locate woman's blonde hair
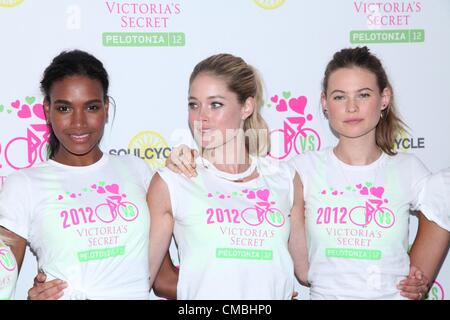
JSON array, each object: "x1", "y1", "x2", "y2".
[
  {"x1": 322, "y1": 46, "x2": 406, "y2": 155},
  {"x1": 189, "y1": 53, "x2": 270, "y2": 156}
]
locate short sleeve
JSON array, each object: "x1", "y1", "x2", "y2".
[
  {"x1": 130, "y1": 156, "x2": 154, "y2": 189},
  {"x1": 407, "y1": 154, "x2": 431, "y2": 211},
  {"x1": 0, "y1": 171, "x2": 33, "y2": 240},
  {"x1": 418, "y1": 168, "x2": 450, "y2": 232},
  {"x1": 155, "y1": 168, "x2": 179, "y2": 218}
]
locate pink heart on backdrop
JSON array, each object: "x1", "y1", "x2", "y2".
[
  {"x1": 256, "y1": 189, "x2": 270, "y2": 201},
  {"x1": 288, "y1": 96, "x2": 307, "y2": 114},
  {"x1": 207, "y1": 193, "x2": 213, "y2": 198},
  {"x1": 17, "y1": 104, "x2": 32, "y2": 118},
  {"x1": 321, "y1": 190, "x2": 326, "y2": 195},
  {"x1": 91, "y1": 184, "x2": 97, "y2": 189},
  {"x1": 332, "y1": 190, "x2": 338, "y2": 196},
  {"x1": 11, "y1": 100, "x2": 20, "y2": 109},
  {"x1": 276, "y1": 99, "x2": 288, "y2": 112},
  {"x1": 370, "y1": 187, "x2": 384, "y2": 199},
  {"x1": 360, "y1": 187, "x2": 369, "y2": 195},
  {"x1": 270, "y1": 95, "x2": 279, "y2": 103},
  {"x1": 33, "y1": 104, "x2": 46, "y2": 120},
  {"x1": 247, "y1": 191, "x2": 256, "y2": 199},
  {"x1": 356, "y1": 184, "x2": 362, "y2": 189},
  {"x1": 57, "y1": 195, "x2": 63, "y2": 200},
  {"x1": 219, "y1": 194, "x2": 225, "y2": 199},
  {"x1": 105, "y1": 183, "x2": 119, "y2": 194},
  {"x1": 97, "y1": 186, "x2": 106, "y2": 194}
]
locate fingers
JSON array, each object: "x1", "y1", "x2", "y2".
[
  {"x1": 291, "y1": 291, "x2": 299, "y2": 300},
  {"x1": 167, "y1": 145, "x2": 197, "y2": 178},
  {"x1": 27, "y1": 279, "x2": 68, "y2": 300},
  {"x1": 34, "y1": 272, "x2": 47, "y2": 285},
  {"x1": 398, "y1": 277, "x2": 429, "y2": 300}
]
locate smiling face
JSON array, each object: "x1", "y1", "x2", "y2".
[
  {"x1": 188, "y1": 72, "x2": 253, "y2": 150},
  {"x1": 44, "y1": 75, "x2": 109, "y2": 165},
  {"x1": 321, "y1": 66, "x2": 391, "y2": 141}
]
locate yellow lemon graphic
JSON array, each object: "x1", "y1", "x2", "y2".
[
  {"x1": 0, "y1": 0, "x2": 24, "y2": 8},
  {"x1": 253, "y1": 0, "x2": 285, "y2": 10},
  {"x1": 393, "y1": 128, "x2": 409, "y2": 153},
  {"x1": 128, "y1": 131, "x2": 170, "y2": 170}
]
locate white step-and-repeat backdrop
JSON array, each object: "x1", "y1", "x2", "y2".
[{"x1": 1, "y1": 0, "x2": 449, "y2": 300}]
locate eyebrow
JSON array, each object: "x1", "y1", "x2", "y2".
[
  {"x1": 188, "y1": 95, "x2": 226, "y2": 100},
  {"x1": 330, "y1": 87, "x2": 375, "y2": 95},
  {"x1": 52, "y1": 99, "x2": 103, "y2": 105}
]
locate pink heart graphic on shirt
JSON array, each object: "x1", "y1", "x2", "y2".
[
  {"x1": 11, "y1": 100, "x2": 20, "y2": 109},
  {"x1": 275, "y1": 99, "x2": 288, "y2": 112},
  {"x1": 321, "y1": 190, "x2": 326, "y2": 195},
  {"x1": 219, "y1": 194, "x2": 225, "y2": 199},
  {"x1": 356, "y1": 184, "x2": 362, "y2": 189},
  {"x1": 332, "y1": 190, "x2": 338, "y2": 196},
  {"x1": 242, "y1": 189, "x2": 248, "y2": 193},
  {"x1": 370, "y1": 187, "x2": 384, "y2": 199},
  {"x1": 247, "y1": 191, "x2": 256, "y2": 199},
  {"x1": 270, "y1": 95, "x2": 279, "y2": 103},
  {"x1": 97, "y1": 186, "x2": 106, "y2": 194},
  {"x1": 256, "y1": 189, "x2": 270, "y2": 201},
  {"x1": 288, "y1": 96, "x2": 307, "y2": 114},
  {"x1": 70, "y1": 193, "x2": 76, "y2": 198},
  {"x1": 106, "y1": 183, "x2": 119, "y2": 194},
  {"x1": 57, "y1": 195, "x2": 63, "y2": 200},
  {"x1": 17, "y1": 104, "x2": 31, "y2": 118},
  {"x1": 91, "y1": 184, "x2": 97, "y2": 189},
  {"x1": 360, "y1": 187, "x2": 369, "y2": 195},
  {"x1": 207, "y1": 193, "x2": 213, "y2": 198},
  {"x1": 32, "y1": 103, "x2": 46, "y2": 120}
]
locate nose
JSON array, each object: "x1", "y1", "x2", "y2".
[
  {"x1": 71, "y1": 108, "x2": 88, "y2": 128},
  {"x1": 346, "y1": 96, "x2": 358, "y2": 113},
  {"x1": 198, "y1": 105, "x2": 210, "y2": 122}
]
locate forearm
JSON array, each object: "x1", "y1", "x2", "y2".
[
  {"x1": 152, "y1": 252, "x2": 178, "y2": 299},
  {"x1": 409, "y1": 212, "x2": 450, "y2": 282}
]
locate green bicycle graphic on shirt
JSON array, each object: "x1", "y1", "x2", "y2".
[
  {"x1": 240, "y1": 189, "x2": 286, "y2": 227},
  {"x1": 95, "y1": 195, "x2": 139, "y2": 223},
  {"x1": 0, "y1": 248, "x2": 17, "y2": 272}
]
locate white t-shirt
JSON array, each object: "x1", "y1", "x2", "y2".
[
  {"x1": 418, "y1": 168, "x2": 450, "y2": 232},
  {"x1": 290, "y1": 148, "x2": 430, "y2": 299},
  {"x1": 158, "y1": 156, "x2": 295, "y2": 300},
  {"x1": 0, "y1": 154, "x2": 152, "y2": 300},
  {"x1": 0, "y1": 240, "x2": 18, "y2": 300}
]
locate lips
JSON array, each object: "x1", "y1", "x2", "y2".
[
  {"x1": 68, "y1": 133, "x2": 91, "y2": 143},
  {"x1": 344, "y1": 118, "x2": 363, "y2": 125}
]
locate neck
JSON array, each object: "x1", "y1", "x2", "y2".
[
  {"x1": 334, "y1": 135, "x2": 382, "y2": 166},
  {"x1": 53, "y1": 148, "x2": 103, "y2": 167},
  {"x1": 201, "y1": 137, "x2": 251, "y2": 174}
]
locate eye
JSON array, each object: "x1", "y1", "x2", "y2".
[
  {"x1": 188, "y1": 102, "x2": 199, "y2": 110},
  {"x1": 87, "y1": 104, "x2": 100, "y2": 111},
  {"x1": 56, "y1": 105, "x2": 70, "y2": 112},
  {"x1": 332, "y1": 95, "x2": 345, "y2": 101},
  {"x1": 211, "y1": 102, "x2": 223, "y2": 109},
  {"x1": 359, "y1": 92, "x2": 371, "y2": 98}
]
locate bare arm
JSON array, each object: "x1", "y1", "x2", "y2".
[
  {"x1": 409, "y1": 212, "x2": 450, "y2": 282},
  {"x1": 147, "y1": 173, "x2": 175, "y2": 291},
  {"x1": 152, "y1": 252, "x2": 179, "y2": 299},
  {"x1": 288, "y1": 173, "x2": 309, "y2": 287}
]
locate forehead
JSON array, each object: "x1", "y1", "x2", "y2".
[
  {"x1": 327, "y1": 67, "x2": 378, "y2": 91},
  {"x1": 189, "y1": 73, "x2": 231, "y2": 94},
  {"x1": 49, "y1": 75, "x2": 104, "y2": 98}
]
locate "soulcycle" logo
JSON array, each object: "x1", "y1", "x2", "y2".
[
  {"x1": 109, "y1": 131, "x2": 171, "y2": 170},
  {"x1": 0, "y1": 0, "x2": 23, "y2": 8},
  {"x1": 253, "y1": 0, "x2": 285, "y2": 10}
]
